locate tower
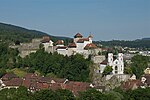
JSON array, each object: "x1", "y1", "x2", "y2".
[
  {"x1": 118, "y1": 53, "x2": 123, "y2": 62},
  {"x1": 108, "y1": 53, "x2": 113, "y2": 66},
  {"x1": 73, "y1": 33, "x2": 83, "y2": 43},
  {"x1": 118, "y1": 53, "x2": 124, "y2": 74},
  {"x1": 88, "y1": 34, "x2": 93, "y2": 43}
]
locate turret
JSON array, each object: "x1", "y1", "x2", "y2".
[
  {"x1": 88, "y1": 34, "x2": 93, "y2": 43},
  {"x1": 118, "y1": 53, "x2": 123, "y2": 62},
  {"x1": 74, "y1": 33, "x2": 83, "y2": 43},
  {"x1": 108, "y1": 53, "x2": 113, "y2": 66}
]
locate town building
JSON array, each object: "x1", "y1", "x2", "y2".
[{"x1": 0, "y1": 73, "x2": 93, "y2": 96}]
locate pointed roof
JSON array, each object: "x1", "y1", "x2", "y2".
[
  {"x1": 88, "y1": 34, "x2": 93, "y2": 38},
  {"x1": 121, "y1": 80, "x2": 141, "y2": 90},
  {"x1": 55, "y1": 40, "x2": 64, "y2": 45},
  {"x1": 74, "y1": 33, "x2": 83, "y2": 38},
  {"x1": 84, "y1": 43, "x2": 97, "y2": 50},
  {"x1": 41, "y1": 36, "x2": 50, "y2": 43},
  {"x1": 100, "y1": 59, "x2": 108, "y2": 65},
  {"x1": 3, "y1": 78, "x2": 23, "y2": 86},
  {"x1": 2, "y1": 73, "x2": 18, "y2": 81}
]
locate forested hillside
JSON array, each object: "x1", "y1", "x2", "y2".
[
  {"x1": 0, "y1": 22, "x2": 71, "y2": 43},
  {"x1": 94, "y1": 39, "x2": 150, "y2": 48}
]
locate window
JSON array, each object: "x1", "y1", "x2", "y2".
[
  {"x1": 115, "y1": 66, "x2": 118, "y2": 70},
  {"x1": 116, "y1": 61, "x2": 118, "y2": 64},
  {"x1": 115, "y1": 66, "x2": 118, "y2": 74}
]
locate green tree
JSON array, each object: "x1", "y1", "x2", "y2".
[
  {"x1": 131, "y1": 55, "x2": 149, "y2": 78},
  {"x1": 103, "y1": 66, "x2": 113, "y2": 76},
  {"x1": 129, "y1": 87, "x2": 150, "y2": 100},
  {"x1": 0, "y1": 86, "x2": 31, "y2": 100},
  {"x1": 55, "y1": 89, "x2": 75, "y2": 100},
  {"x1": 33, "y1": 89, "x2": 57, "y2": 100},
  {"x1": 78, "y1": 88, "x2": 105, "y2": 100},
  {"x1": 0, "y1": 68, "x2": 6, "y2": 78},
  {"x1": 124, "y1": 67, "x2": 132, "y2": 74}
]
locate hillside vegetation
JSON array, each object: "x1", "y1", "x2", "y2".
[
  {"x1": 0, "y1": 22, "x2": 70, "y2": 43},
  {"x1": 94, "y1": 39, "x2": 150, "y2": 49}
]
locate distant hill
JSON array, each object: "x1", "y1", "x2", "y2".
[
  {"x1": 142, "y1": 38, "x2": 150, "y2": 40},
  {"x1": 0, "y1": 22, "x2": 71, "y2": 43},
  {"x1": 94, "y1": 39, "x2": 150, "y2": 48}
]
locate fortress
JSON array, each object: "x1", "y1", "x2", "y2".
[{"x1": 17, "y1": 33, "x2": 101, "y2": 58}]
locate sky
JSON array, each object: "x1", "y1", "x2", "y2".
[{"x1": 0, "y1": 0, "x2": 150, "y2": 41}]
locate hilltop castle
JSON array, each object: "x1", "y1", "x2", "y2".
[
  {"x1": 55, "y1": 33, "x2": 98, "y2": 58},
  {"x1": 17, "y1": 33, "x2": 101, "y2": 58}
]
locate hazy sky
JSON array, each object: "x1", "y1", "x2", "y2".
[{"x1": 0, "y1": 0, "x2": 150, "y2": 40}]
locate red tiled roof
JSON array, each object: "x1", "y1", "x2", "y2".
[
  {"x1": 22, "y1": 73, "x2": 40, "y2": 90},
  {"x1": 100, "y1": 59, "x2": 108, "y2": 65},
  {"x1": 121, "y1": 80, "x2": 141, "y2": 90},
  {"x1": 52, "y1": 78, "x2": 66, "y2": 84},
  {"x1": 77, "y1": 38, "x2": 89, "y2": 43},
  {"x1": 62, "y1": 81, "x2": 91, "y2": 96},
  {"x1": 74, "y1": 33, "x2": 83, "y2": 38},
  {"x1": 68, "y1": 43, "x2": 76, "y2": 48},
  {"x1": 2, "y1": 73, "x2": 18, "y2": 81},
  {"x1": 37, "y1": 82, "x2": 49, "y2": 90},
  {"x1": 55, "y1": 40, "x2": 64, "y2": 45},
  {"x1": 41, "y1": 36, "x2": 50, "y2": 43},
  {"x1": 56, "y1": 46, "x2": 67, "y2": 50},
  {"x1": 24, "y1": 73, "x2": 39, "y2": 80},
  {"x1": 38, "y1": 77, "x2": 67, "y2": 84},
  {"x1": 49, "y1": 83, "x2": 62, "y2": 91},
  {"x1": 38, "y1": 77, "x2": 52, "y2": 83},
  {"x1": 88, "y1": 34, "x2": 93, "y2": 38},
  {"x1": 84, "y1": 43, "x2": 97, "y2": 50},
  {"x1": 3, "y1": 78, "x2": 23, "y2": 86},
  {"x1": 22, "y1": 79, "x2": 31, "y2": 88}
]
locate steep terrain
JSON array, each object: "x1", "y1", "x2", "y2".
[{"x1": 0, "y1": 22, "x2": 70, "y2": 43}]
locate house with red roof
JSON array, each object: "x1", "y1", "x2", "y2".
[
  {"x1": 121, "y1": 79, "x2": 142, "y2": 90},
  {"x1": 0, "y1": 72, "x2": 97, "y2": 96}
]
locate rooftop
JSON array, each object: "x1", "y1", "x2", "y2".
[{"x1": 74, "y1": 33, "x2": 83, "y2": 38}]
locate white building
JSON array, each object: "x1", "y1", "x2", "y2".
[
  {"x1": 41, "y1": 36, "x2": 53, "y2": 51},
  {"x1": 99, "y1": 53, "x2": 124, "y2": 75},
  {"x1": 56, "y1": 33, "x2": 98, "y2": 58}
]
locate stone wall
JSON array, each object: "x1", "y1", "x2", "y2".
[
  {"x1": 92, "y1": 55, "x2": 105, "y2": 64},
  {"x1": 106, "y1": 74, "x2": 131, "y2": 82}
]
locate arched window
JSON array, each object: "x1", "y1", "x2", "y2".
[
  {"x1": 121, "y1": 65, "x2": 122, "y2": 71},
  {"x1": 116, "y1": 61, "x2": 118, "y2": 64},
  {"x1": 121, "y1": 58, "x2": 122, "y2": 61},
  {"x1": 115, "y1": 66, "x2": 117, "y2": 70},
  {"x1": 111, "y1": 58, "x2": 113, "y2": 61},
  {"x1": 115, "y1": 66, "x2": 118, "y2": 74}
]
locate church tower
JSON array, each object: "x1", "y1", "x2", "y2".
[
  {"x1": 74, "y1": 33, "x2": 83, "y2": 43},
  {"x1": 108, "y1": 53, "x2": 113, "y2": 66},
  {"x1": 88, "y1": 34, "x2": 93, "y2": 43}
]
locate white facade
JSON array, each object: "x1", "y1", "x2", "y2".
[
  {"x1": 99, "y1": 53, "x2": 124, "y2": 75},
  {"x1": 42, "y1": 40, "x2": 53, "y2": 51},
  {"x1": 56, "y1": 48, "x2": 68, "y2": 56},
  {"x1": 56, "y1": 33, "x2": 96, "y2": 58}
]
